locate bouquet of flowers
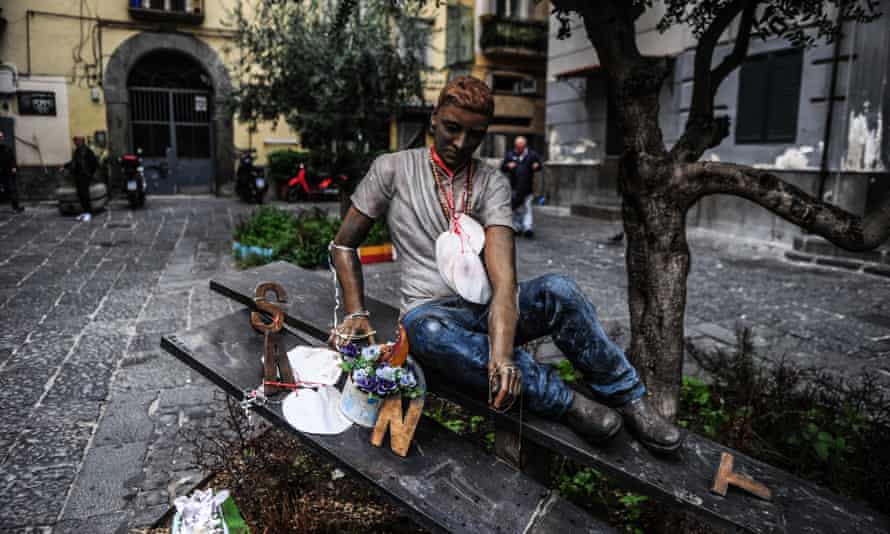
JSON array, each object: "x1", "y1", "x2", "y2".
[{"x1": 338, "y1": 342, "x2": 423, "y2": 400}]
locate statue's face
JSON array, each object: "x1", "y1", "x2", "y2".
[{"x1": 431, "y1": 103, "x2": 490, "y2": 170}]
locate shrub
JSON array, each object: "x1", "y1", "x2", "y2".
[
  {"x1": 683, "y1": 327, "x2": 890, "y2": 514},
  {"x1": 266, "y1": 149, "x2": 311, "y2": 187},
  {"x1": 233, "y1": 206, "x2": 392, "y2": 270}
]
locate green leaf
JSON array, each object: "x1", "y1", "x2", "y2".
[{"x1": 813, "y1": 441, "x2": 830, "y2": 462}]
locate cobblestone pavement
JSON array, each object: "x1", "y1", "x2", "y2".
[{"x1": 0, "y1": 198, "x2": 888, "y2": 532}]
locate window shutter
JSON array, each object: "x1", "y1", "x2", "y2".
[
  {"x1": 765, "y1": 50, "x2": 802, "y2": 142},
  {"x1": 460, "y1": 6, "x2": 475, "y2": 64},
  {"x1": 446, "y1": 6, "x2": 460, "y2": 66},
  {"x1": 735, "y1": 55, "x2": 769, "y2": 143}
]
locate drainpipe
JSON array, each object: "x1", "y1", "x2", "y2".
[{"x1": 816, "y1": 4, "x2": 845, "y2": 202}]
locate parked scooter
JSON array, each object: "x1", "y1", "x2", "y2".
[
  {"x1": 119, "y1": 149, "x2": 146, "y2": 208},
  {"x1": 236, "y1": 149, "x2": 267, "y2": 204},
  {"x1": 286, "y1": 163, "x2": 347, "y2": 202}
]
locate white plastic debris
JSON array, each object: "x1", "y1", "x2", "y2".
[
  {"x1": 172, "y1": 488, "x2": 230, "y2": 534},
  {"x1": 331, "y1": 468, "x2": 346, "y2": 481}
]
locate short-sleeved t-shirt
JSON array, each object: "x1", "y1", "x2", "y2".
[{"x1": 351, "y1": 147, "x2": 513, "y2": 313}]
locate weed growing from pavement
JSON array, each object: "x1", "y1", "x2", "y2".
[{"x1": 683, "y1": 326, "x2": 890, "y2": 514}]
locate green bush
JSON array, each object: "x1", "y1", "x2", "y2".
[
  {"x1": 266, "y1": 149, "x2": 311, "y2": 186},
  {"x1": 233, "y1": 206, "x2": 391, "y2": 270}
]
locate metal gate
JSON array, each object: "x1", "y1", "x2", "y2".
[{"x1": 130, "y1": 87, "x2": 213, "y2": 194}]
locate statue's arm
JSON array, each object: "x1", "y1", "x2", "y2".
[
  {"x1": 484, "y1": 224, "x2": 522, "y2": 409},
  {"x1": 328, "y1": 206, "x2": 376, "y2": 345}
]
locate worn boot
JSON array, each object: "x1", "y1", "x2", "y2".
[
  {"x1": 617, "y1": 397, "x2": 684, "y2": 454},
  {"x1": 564, "y1": 393, "x2": 622, "y2": 444}
]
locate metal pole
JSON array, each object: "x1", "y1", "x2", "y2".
[{"x1": 817, "y1": 3, "x2": 845, "y2": 203}]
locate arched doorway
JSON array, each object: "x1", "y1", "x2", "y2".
[
  {"x1": 128, "y1": 50, "x2": 213, "y2": 194},
  {"x1": 104, "y1": 33, "x2": 234, "y2": 194}
]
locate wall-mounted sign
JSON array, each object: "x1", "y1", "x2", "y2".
[
  {"x1": 194, "y1": 95, "x2": 207, "y2": 112},
  {"x1": 18, "y1": 91, "x2": 57, "y2": 116}
]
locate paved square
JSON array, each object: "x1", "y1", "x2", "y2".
[{"x1": 0, "y1": 198, "x2": 887, "y2": 532}]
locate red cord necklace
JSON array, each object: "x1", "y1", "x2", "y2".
[{"x1": 429, "y1": 147, "x2": 474, "y2": 232}]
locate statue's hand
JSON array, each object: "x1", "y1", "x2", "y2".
[
  {"x1": 328, "y1": 316, "x2": 376, "y2": 348},
  {"x1": 488, "y1": 356, "x2": 522, "y2": 412}
]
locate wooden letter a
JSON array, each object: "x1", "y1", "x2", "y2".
[{"x1": 371, "y1": 396, "x2": 424, "y2": 457}]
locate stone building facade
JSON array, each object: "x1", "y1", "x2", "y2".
[{"x1": 544, "y1": 2, "x2": 890, "y2": 250}]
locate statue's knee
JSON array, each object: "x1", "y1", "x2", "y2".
[
  {"x1": 406, "y1": 315, "x2": 447, "y2": 348},
  {"x1": 541, "y1": 273, "x2": 582, "y2": 300}
]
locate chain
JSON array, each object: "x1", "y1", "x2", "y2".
[{"x1": 429, "y1": 155, "x2": 474, "y2": 226}]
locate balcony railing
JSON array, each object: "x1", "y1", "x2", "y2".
[
  {"x1": 479, "y1": 15, "x2": 547, "y2": 58},
  {"x1": 128, "y1": 0, "x2": 204, "y2": 24}
]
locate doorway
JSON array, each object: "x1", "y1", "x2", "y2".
[{"x1": 128, "y1": 50, "x2": 214, "y2": 194}]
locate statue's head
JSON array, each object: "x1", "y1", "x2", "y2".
[{"x1": 431, "y1": 76, "x2": 493, "y2": 170}]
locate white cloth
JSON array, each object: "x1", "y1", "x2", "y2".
[
  {"x1": 513, "y1": 194, "x2": 534, "y2": 232},
  {"x1": 286, "y1": 346, "x2": 343, "y2": 386},
  {"x1": 282, "y1": 387, "x2": 353, "y2": 435},
  {"x1": 434, "y1": 214, "x2": 491, "y2": 304}
]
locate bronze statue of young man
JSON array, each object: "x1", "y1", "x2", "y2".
[{"x1": 329, "y1": 76, "x2": 682, "y2": 453}]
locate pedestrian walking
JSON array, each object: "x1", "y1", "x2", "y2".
[
  {"x1": 0, "y1": 131, "x2": 23, "y2": 213},
  {"x1": 64, "y1": 136, "x2": 98, "y2": 222},
  {"x1": 500, "y1": 136, "x2": 542, "y2": 238}
]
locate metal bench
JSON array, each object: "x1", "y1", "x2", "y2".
[
  {"x1": 200, "y1": 261, "x2": 890, "y2": 534},
  {"x1": 161, "y1": 280, "x2": 616, "y2": 532}
]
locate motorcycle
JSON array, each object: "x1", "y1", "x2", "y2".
[
  {"x1": 236, "y1": 149, "x2": 267, "y2": 204},
  {"x1": 286, "y1": 163, "x2": 348, "y2": 202},
  {"x1": 119, "y1": 149, "x2": 146, "y2": 208}
]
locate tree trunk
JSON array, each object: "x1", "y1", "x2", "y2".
[{"x1": 623, "y1": 193, "x2": 690, "y2": 420}]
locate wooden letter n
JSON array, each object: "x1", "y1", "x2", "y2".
[{"x1": 371, "y1": 396, "x2": 424, "y2": 457}]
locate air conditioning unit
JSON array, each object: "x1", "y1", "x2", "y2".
[
  {"x1": 0, "y1": 64, "x2": 17, "y2": 96},
  {"x1": 516, "y1": 78, "x2": 537, "y2": 95}
]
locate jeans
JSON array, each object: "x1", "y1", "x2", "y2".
[
  {"x1": 513, "y1": 194, "x2": 534, "y2": 232},
  {"x1": 403, "y1": 274, "x2": 645, "y2": 418}
]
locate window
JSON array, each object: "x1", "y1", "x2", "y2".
[
  {"x1": 492, "y1": 74, "x2": 538, "y2": 96},
  {"x1": 735, "y1": 49, "x2": 803, "y2": 144},
  {"x1": 495, "y1": 0, "x2": 531, "y2": 20},
  {"x1": 400, "y1": 18, "x2": 433, "y2": 69},
  {"x1": 446, "y1": 5, "x2": 474, "y2": 66}
]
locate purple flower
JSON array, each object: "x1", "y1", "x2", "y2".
[
  {"x1": 353, "y1": 369, "x2": 378, "y2": 393},
  {"x1": 375, "y1": 379, "x2": 399, "y2": 396},
  {"x1": 361, "y1": 345, "x2": 381, "y2": 362},
  {"x1": 376, "y1": 365, "x2": 397, "y2": 382},
  {"x1": 399, "y1": 370, "x2": 417, "y2": 389},
  {"x1": 339, "y1": 343, "x2": 359, "y2": 359}
]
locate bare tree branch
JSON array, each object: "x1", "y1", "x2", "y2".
[
  {"x1": 711, "y1": 1, "x2": 757, "y2": 91},
  {"x1": 670, "y1": 1, "x2": 760, "y2": 164},
  {"x1": 675, "y1": 162, "x2": 890, "y2": 251},
  {"x1": 689, "y1": 0, "x2": 746, "y2": 120}
]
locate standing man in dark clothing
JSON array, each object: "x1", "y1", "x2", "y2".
[
  {"x1": 65, "y1": 136, "x2": 98, "y2": 221},
  {"x1": 0, "y1": 131, "x2": 23, "y2": 213},
  {"x1": 500, "y1": 136, "x2": 542, "y2": 238}
]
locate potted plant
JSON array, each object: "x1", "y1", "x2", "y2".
[{"x1": 336, "y1": 337, "x2": 424, "y2": 428}]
